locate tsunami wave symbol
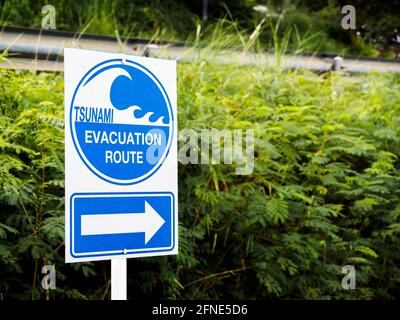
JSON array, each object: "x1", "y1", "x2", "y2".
[
  {"x1": 70, "y1": 58, "x2": 173, "y2": 185},
  {"x1": 78, "y1": 63, "x2": 170, "y2": 126}
]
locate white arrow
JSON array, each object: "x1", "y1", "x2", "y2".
[{"x1": 81, "y1": 201, "x2": 165, "y2": 244}]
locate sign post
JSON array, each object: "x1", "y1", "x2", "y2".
[
  {"x1": 64, "y1": 48, "x2": 178, "y2": 300},
  {"x1": 111, "y1": 258, "x2": 127, "y2": 300}
]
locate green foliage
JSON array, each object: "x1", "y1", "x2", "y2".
[
  {"x1": 0, "y1": 0, "x2": 197, "y2": 41},
  {"x1": 176, "y1": 63, "x2": 400, "y2": 299},
  {"x1": 0, "y1": 59, "x2": 400, "y2": 300}
]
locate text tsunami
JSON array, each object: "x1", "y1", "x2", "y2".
[{"x1": 74, "y1": 106, "x2": 113, "y2": 123}]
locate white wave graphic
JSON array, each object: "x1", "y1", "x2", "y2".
[
  {"x1": 74, "y1": 67, "x2": 169, "y2": 127},
  {"x1": 113, "y1": 106, "x2": 168, "y2": 127}
]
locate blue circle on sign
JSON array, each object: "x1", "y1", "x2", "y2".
[{"x1": 70, "y1": 59, "x2": 173, "y2": 185}]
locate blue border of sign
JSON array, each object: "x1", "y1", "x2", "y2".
[
  {"x1": 69, "y1": 59, "x2": 174, "y2": 185},
  {"x1": 70, "y1": 191, "x2": 175, "y2": 258}
]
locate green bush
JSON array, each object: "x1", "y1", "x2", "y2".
[
  {"x1": 0, "y1": 0, "x2": 197, "y2": 41},
  {"x1": 0, "y1": 62, "x2": 399, "y2": 299}
]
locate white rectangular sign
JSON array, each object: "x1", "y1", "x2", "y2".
[{"x1": 64, "y1": 48, "x2": 178, "y2": 262}]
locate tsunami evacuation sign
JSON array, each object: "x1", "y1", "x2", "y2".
[{"x1": 64, "y1": 48, "x2": 177, "y2": 262}]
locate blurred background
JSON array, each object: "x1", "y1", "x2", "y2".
[{"x1": 0, "y1": 0, "x2": 399, "y2": 59}]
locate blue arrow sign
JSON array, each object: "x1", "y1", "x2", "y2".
[
  {"x1": 81, "y1": 201, "x2": 165, "y2": 243},
  {"x1": 70, "y1": 192, "x2": 175, "y2": 259}
]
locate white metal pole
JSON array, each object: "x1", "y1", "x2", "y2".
[
  {"x1": 333, "y1": 56, "x2": 343, "y2": 72},
  {"x1": 111, "y1": 258, "x2": 127, "y2": 300}
]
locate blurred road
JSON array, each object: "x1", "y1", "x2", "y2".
[{"x1": 1, "y1": 26, "x2": 399, "y2": 73}]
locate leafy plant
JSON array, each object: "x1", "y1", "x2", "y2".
[{"x1": 0, "y1": 52, "x2": 399, "y2": 300}]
